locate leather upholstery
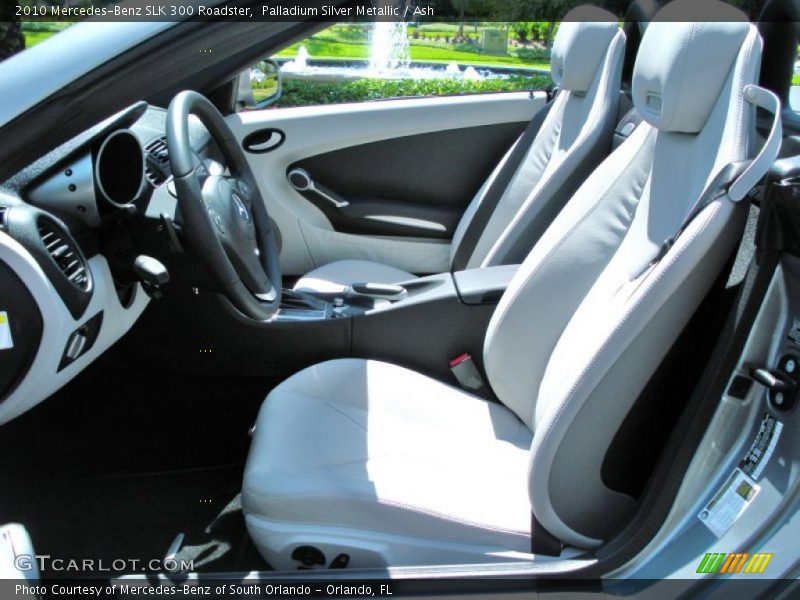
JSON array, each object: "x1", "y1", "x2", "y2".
[
  {"x1": 496, "y1": 7, "x2": 761, "y2": 547},
  {"x1": 466, "y1": 23, "x2": 624, "y2": 268},
  {"x1": 244, "y1": 359, "x2": 533, "y2": 568},
  {"x1": 551, "y1": 6, "x2": 622, "y2": 93},
  {"x1": 247, "y1": 0, "x2": 766, "y2": 567},
  {"x1": 632, "y1": 2, "x2": 750, "y2": 133}
]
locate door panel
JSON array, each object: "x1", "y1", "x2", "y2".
[
  {"x1": 228, "y1": 91, "x2": 546, "y2": 276},
  {"x1": 288, "y1": 122, "x2": 528, "y2": 240}
]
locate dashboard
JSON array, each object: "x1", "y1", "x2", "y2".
[{"x1": 0, "y1": 102, "x2": 212, "y2": 425}]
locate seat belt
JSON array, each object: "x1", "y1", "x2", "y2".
[
  {"x1": 634, "y1": 84, "x2": 783, "y2": 280},
  {"x1": 450, "y1": 91, "x2": 558, "y2": 272},
  {"x1": 633, "y1": 161, "x2": 752, "y2": 280}
]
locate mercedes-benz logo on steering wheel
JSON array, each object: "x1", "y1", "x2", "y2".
[{"x1": 232, "y1": 193, "x2": 251, "y2": 223}]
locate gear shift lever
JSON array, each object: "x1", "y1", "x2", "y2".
[{"x1": 134, "y1": 255, "x2": 170, "y2": 299}]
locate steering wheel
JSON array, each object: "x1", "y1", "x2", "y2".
[{"x1": 166, "y1": 90, "x2": 281, "y2": 321}]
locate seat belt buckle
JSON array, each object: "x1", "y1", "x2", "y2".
[{"x1": 449, "y1": 353, "x2": 485, "y2": 392}]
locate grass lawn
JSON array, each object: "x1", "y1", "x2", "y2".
[
  {"x1": 21, "y1": 21, "x2": 72, "y2": 47},
  {"x1": 23, "y1": 31, "x2": 56, "y2": 47},
  {"x1": 252, "y1": 80, "x2": 279, "y2": 103}
]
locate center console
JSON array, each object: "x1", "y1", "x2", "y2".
[
  {"x1": 113, "y1": 264, "x2": 520, "y2": 388},
  {"x1": 274, "y1": 264, "x2": 519, "y2": 323},
  {"x1": 272, "y1": 264, "x2": 520, "y2": 384}
]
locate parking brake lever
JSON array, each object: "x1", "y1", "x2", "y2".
[
  {"x1": 287, "y1": 168, "x2": 349, "y2": 208},
  {"x1": 344, "y1": 282, "x2": 408, "y2": 302}
]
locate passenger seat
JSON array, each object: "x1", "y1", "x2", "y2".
[{"x1": 294, "y1": 5, "x2": 626, "y2": 295}]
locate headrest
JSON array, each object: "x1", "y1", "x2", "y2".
[
  {"x1": 551, "y1": 6, "x2": 620, "y2": 94},
  {"x1": 632, "y1": 0, "x2": 751, "y2": 133}
]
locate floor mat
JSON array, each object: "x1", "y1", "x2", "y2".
[
  {"x1": 0, "y1": 465, "x2": 270, "y2": 577},
  {"x1": 0, "y1": 367, "x2": 274, "y2": 480}
]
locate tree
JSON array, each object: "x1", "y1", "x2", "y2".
[
  {"x1": 426, "y1": 0, "x2": 457, "y2": 18},
  {"x1": 489, "y1": 0, "x2": 581, "y2": 47},
  {"x1": 512, "y1": 22, "x2": 531, "y2": 43},
  {"x1": 0, "y1": 4, "x2": 25, "y2": 62}
]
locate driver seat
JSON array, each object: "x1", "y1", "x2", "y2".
[{"x1": 244, "y1": 1, "x2": 777, "y2": 569}]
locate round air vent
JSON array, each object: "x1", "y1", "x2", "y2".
[{"x1": 2, "y1": 206, "x2": 93, "y2": 319}]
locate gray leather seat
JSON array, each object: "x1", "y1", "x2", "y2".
[
  {"x1": 294, "y1": 6, "x2": 625, "y2": 296},
  {"x1": 245, "y1": 0, "x2": 780, "y2": 569}
]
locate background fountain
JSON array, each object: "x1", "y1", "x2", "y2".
[
  {"x1": 280, "y1": 22, "x2": 493, "y2": 83},
  {"x1": 281, "y1": 45, "x2": 309, "y2": 72},
  {"x1": 369, "y1": 22, "x2": 411, "y2": 74}
]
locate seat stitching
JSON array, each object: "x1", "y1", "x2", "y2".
[
  {"x1": 535, "y1": 204, "x2": 724, "y2": 489},
  {"x1": 314, "y1": 395, "x2": 369, "y2": 432}
]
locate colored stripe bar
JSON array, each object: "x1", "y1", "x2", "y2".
[
  {"x1": 697, "y1": 553, "x2": 726, "y2": 574},
  {"x1": 720, "y1": 553, "x2": 749, "y2": 574},
  {"x1": 744, "y1": 553, "x2": 773, "y2": 574}
]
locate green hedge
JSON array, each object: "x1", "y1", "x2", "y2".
[
  {"x1": 21, "y1": 22, "x2": 71, "y2": 33},
  {"x1": 270, "y1": 75, "x2": 553, "y2": 108}
]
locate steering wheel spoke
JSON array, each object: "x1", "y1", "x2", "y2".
[{"x1": 166, "y1": 91, "x2": 282, "y2": 320}]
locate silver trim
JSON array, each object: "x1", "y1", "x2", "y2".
[
  {"x1": 28, "y1": 153, "x2": 101, "y2": 227},
  {"x1": 364, "y1": 214, "x2": 447, "y2": 233},
  {"x1": 287, "y1": 168, "x2": 349, "y2": 209},
  {"x1": 164, "y1": 533, "x2": 185, "y2": 563},
  {"x1": 95, "y1": 129, "x2": 146, "y2": 209}
]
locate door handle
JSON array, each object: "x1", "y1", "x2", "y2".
[
  {"x1": 287, "y1": 168, "x2": 349, "y2": 209},
  {"x1": 242, "y1": 128, "x2": 285, "y2": 153}
]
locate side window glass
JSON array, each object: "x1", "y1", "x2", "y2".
[{"x1": 251, "y1": 22, "x2": 553, "y2": 109}]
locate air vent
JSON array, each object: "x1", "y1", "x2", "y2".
[
  {"x1": 144, "y1": 136, "x2": 170, "y2": 187},
  {"x1": 38, "y1": 218, "x2": 90, "y2": 291},
  {"x1": 145, "y1": 136, "x2": 169, "y2": 163},
  {"x1": 145, "y1": 162, "x2": 167, "y2": 187}
]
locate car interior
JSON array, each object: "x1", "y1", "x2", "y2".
[{"x1": 2, "y1": 0, "x2": 800, "y2": 583}]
